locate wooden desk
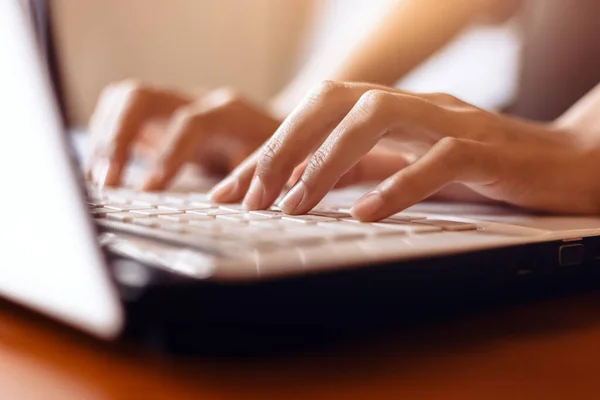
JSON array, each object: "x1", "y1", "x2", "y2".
[{"x1": 2, "y1": 292, "x2": 600, "y2": 400}]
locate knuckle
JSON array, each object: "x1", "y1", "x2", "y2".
[
  {"x1": 256, "y1": 137, "x2": 284, "y2": 173},
  {"x1": 305, "y1": 148, "x2": 329, "y2": 176},
  {"x1": 172, "y1": 106, "x2": 196, "y2": 125},
  {"x1": 170, "y1": 107, "x2": 206, "y2": 135},
  {"x1": 306, "y1": 80, "x2": 346, "y2": 104},
  {"x1": 117, "y1": 79, "x2": 150, "y2": 99},
  {"x1": 437, "y1": 136, "x2": 463, "y2": 153},
  {"x1": 355, "y1": 90, "x2": 393, "y2": 119},
  {"x1": 427, "y1": 92, "x2": 462, "y2": 105},
  {"x1": 436, "y1": 137, "x2": 467, "y2": 168},
  {"x1": 208, "y1": 87, "x2": 242, "y2": 107}
]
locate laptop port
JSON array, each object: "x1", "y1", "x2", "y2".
[{"x1": 559, "y1": 243, "x2": 585, "y2": 267}]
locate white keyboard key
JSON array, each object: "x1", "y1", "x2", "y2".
[
  {"x1": 158, "y1": 214, "x2": 217, "y2": 223},
  {"x1": 249, "y1": 210, "x2": 286, "y2": 218},
  {"x1": 90, "y1": 208, "x2": 120, "y2": 218},
  {"x1": 412, "y1": 219, "x2": 478, "y2": 231},
  {"x1": 104, "y1": 203, "x2": 153, "y2": 211},
  {"x1": 187, "y1": 215, "x2": 243, "y2": 227},
  {"x1": 157, "y1": 204, "x2": 214, "y2": 211},
  {"x1": 106, "y1": 212, "x2": 138, "y2": 222},
  {"x1": 248, "y1": 220, "x2": 289, "y2": 230},
  {"x1": 186, "y1": 193, "x2": 211, "y2": 202},
  {"x1": 281, "y1": 215, "x2": 338, "y2": 224},
  {"x1": 386, "y1": 213, "x2": 427, "y2": 222},
  {"x1": 188, "y1": 201, "x2": 218, "y2": 208},
  {"x1": 302, "y1": 225, "x2": 365, "y2": 240},
  {"x1": 133, "y1": 218, "x2": 161, "y2": 228},
  {"x1": 371, "y1": 221, "x2": 442, "y2": 234},
  {"x1": 217, "y1": 213, "x2": 275, "y2": 222},
  {"x1": 219, "y1": 205, "x2": 249, "y2": 212},
  {"x1": 130, "y1": 209, "x2": 184, "y2": 217},
  {"x1": 277, "y1": 230, "x2": 326, "y2": 245},
  {"x1": 308, "y1": 210, "x2": 351, "y2": 219},
  {"x1": 130, "y1": 193, "x2": 164, "y2": 206},
  {"x1": 162, "y1": 195, "x2": 190, "y2": 205},
  {"x1": 324, "y1": 222, "x2": 403, "y2": 237},
  {"x1": 187, "y1": 208, "x2": 239, "y2": 216},
  {"x1": 339, "y1": 218, "x2": 362, "y2": 224},
  {"x1": 156, "y1": 221, "x2": 189, "y2": 233}
]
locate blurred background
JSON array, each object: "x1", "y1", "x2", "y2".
[{"x1": 52, "y1": 0, "x2": 520, "y2": 127}]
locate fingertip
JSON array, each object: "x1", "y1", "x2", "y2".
[
  {"x1": 141, "y1": 169, "x2": 166, "y2": 192},
  {"x1": 208, "y1": 175, "x2": 240, "y2": 202},
  {"x1": 350, "y1": 191, "x2": 385, "y2": 221}
]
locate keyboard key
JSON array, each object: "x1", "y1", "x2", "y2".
[
  {"x1": 130, "y1": 193, "x2": 164, "y2": 206},
  {"x1": 106, "y1": 212, "x2": 138, "y2": 222},
  {"x1": 281, "y1": 215, "x2": 338, "y2": 224},
  {"x1": 248, "y1": 220, "x2": 289, "y2": 230},
  {"x1": 217, "y1": 213, "x2": 275, "y2": 222},
  {"x1": 90, "y1": 208, "x2": 120, "y2": 218},
  {"x1": 158, "y1": 214, "x2": 216, "y2": 223},
  {"x1": 249, "y1": 210, "x2": 286, "y2": 218},
  {"x1": 156, "y1": 221, "x2": 189, "y2": 233},
  {"x1": 187, "y1": 208, "x2": 240, "y2": 216},
  {"x1": 157, "y1": 204, "x2": 214, "y2": 211},
  {"x1": 188, "y1": 201, "x2": 218, "y2": 208},
  {"x1": 185, "y1": 192, "x2": 209, "y2": 200},
  {"x1": 277, "y1": 230, "x2": 327, "y2": 245},
  {"x1": 308, "y1": 210, "x2": 351, "y2": 219},
  {"x1": 386, "y1": 213, "x2": 427, "y2": 222},
  {"x1": 324, "y1": 222, "x2": 403, "y2": 237},
  {"x1": 219, "y1": 205, "x2": 249, "y2": 212},
  {"x1": 130, "y1": 209, "x2": 184, "y2": 216},
  {"x1": 412, "y1": 219, "x2": 478, "y2": 231},
  {"x1": 104, "y1": 203, "x2": 154, "y2": 211},
  {"x1": 371, "y1": 221, "x2": 442, "y2": 234},
  {"x1": 303, "y1": 225, "x2": 366, "y2": 240},
  {"x1": 133, "y1": 218, "x2": 161, "y2": 228},
  {"x1": 188, "y1": 218, "x2": 243, "y2": 228}
]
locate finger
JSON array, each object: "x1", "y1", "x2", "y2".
[
  {"x1": 334, "y1": 150, "x2": 411, "y2": 188},
  {"x1": 278, "y1": 90, "x2": 417, "y2": 214},
  {"x1": 351, "y1": 138, "x2": 501, "y2": 221},
  {"x1": 143, "y1": 91, "x2": 279, "y2": 192},
  {"x1": 287, "y1": 150, "x2": 410, "y2": 189},
  {"x1": 88, "y1": 81, "x2": 192, "y2": 187},
  {"x1": 242, "y1": 81, "x2": 400, "y2": 210}
]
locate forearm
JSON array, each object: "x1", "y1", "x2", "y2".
[
  {"x1": 332, "y1": 0, "x2": 491, "y2": 84},
  {"x1": 556, "y1": 83, "x2": 600, "y2": 140},
  {"x1": 271, "y1": 0, "x2": 494, "y2": 117}
]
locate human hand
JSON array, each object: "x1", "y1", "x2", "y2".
[
  {"x1": 210, "y1": 81, "x2": 599, "y2": 220},
  {"x1": 87, "y1": 81, "x2": 281, "y2": 190}
]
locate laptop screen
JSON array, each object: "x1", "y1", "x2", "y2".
[{"x1": 0, "y1": 0, "x2": 123, "y2": 338}]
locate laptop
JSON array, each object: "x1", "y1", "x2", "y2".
[{"x1": 2, "y1": 0, "x2": 600, "y2": 353}]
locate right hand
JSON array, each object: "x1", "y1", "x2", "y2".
[{"x1": 87, "y1": 81, "x2": 282, "y2": 190}]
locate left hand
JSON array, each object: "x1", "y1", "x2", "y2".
[{"x1": 209, "y1": 81, "x2": 599, "y2": 221}]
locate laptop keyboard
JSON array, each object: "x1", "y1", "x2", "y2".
[{"x1": 89, "y1": 187, "x2": 480, "y2": 256}]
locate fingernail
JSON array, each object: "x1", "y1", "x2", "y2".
[
  {"x1": 279, "y1": 181, "x2": 306, "y2": 214},
  {"x1": 351, "y1": 191, "x2": 384, "y2": 220},
  {"x1": 208, "y1": 175, "x2": 239, "y2": 201},
  {"x1": 92, "y1": 159, "x2": 110, "y2": 189},
  {"x1": 243, "y1": 176, "x2": 265, "y2": 210}
]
